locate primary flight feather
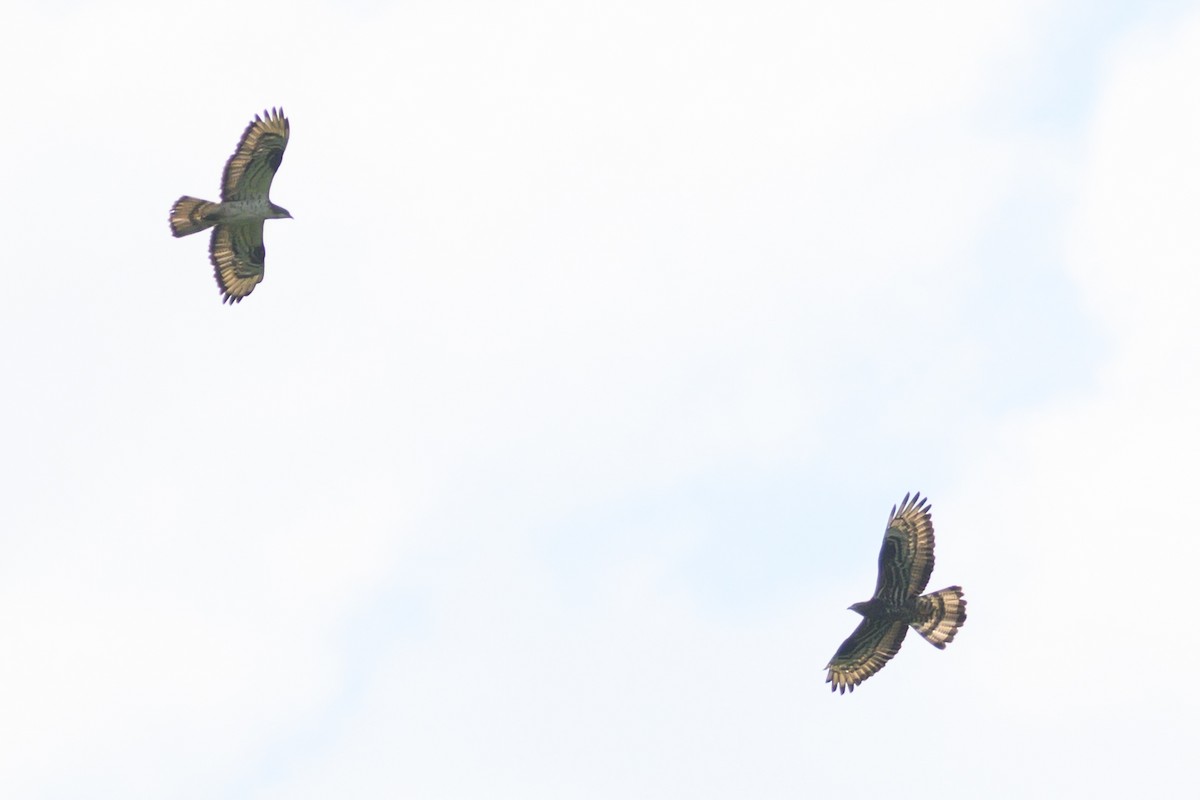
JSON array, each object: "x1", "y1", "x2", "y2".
[{"x1": 169, "y1": 108, "x2": 292, "y2": 304}]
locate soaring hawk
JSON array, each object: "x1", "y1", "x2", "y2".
[
  {"x1": 825, "y1": 493, "x2": 966, "y2": 694},
  {"x1": 169, "y1": 108, "x2": 291, "y2": 303}
]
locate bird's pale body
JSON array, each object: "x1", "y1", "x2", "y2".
[{"x1": 206, "y1": 198, "x2": 292, "y2": 223}]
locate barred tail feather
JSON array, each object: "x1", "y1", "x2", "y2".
[
  {"x1": 170, "y1": 196, "x2": 220, "y2": 237},
  {"x1": 911, "y1": 586, "x2": 966, "y2": 649}
]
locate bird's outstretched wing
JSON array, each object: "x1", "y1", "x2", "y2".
[
  {"x1": 825, "y1": 618, "x2": 908, "y2": 694},
  {"x1": 209, "y1": 223, "x2": 266, "y2": 304},
  {"x1": 872, "y1": 492, "x2": 935, "y2": 605},
  {"x1": 221, "y1": 108, "x2": 289, "y2": 202}
]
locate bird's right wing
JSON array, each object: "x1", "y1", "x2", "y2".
[
  {"x1": 824, "y1": 618, "x2": 908, "y2": 694},
  {"x1": 220, "y1": 108, "x2": 289, "y2": 202}
]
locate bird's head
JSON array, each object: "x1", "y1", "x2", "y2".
[
  {"x1": 848, "y1": 600, "x2": 874, "y2": 616},
  {"x1": 270, "y1": 203, "x2": 293, "y2": 220}
]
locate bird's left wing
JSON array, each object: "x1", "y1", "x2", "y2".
[
  {"x1": 872, "y1": 492, "x2": 936, "y2": 604},
  {"x1": 825, "y1": 618, "x2": 909, "y2": 694},
  {"x1": 209, "y1": 223, "x2": 266, "y2": 304},
  {"x1": 221, "y1": 108, "x2": 289, "y2": 202}
]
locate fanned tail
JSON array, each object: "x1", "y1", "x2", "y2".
[
  {"x1": 170, "y1": 196, "x2": 220, "y2": 237},
  {"x1": 910, "y1": 586, "x2": 966, "y2": 649}
]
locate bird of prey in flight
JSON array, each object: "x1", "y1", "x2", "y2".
[
  {"x1": 169, "y1": 108, "x2": 291, "y2": 303},
  {"x1": 825, "y1": 493, "x2": 967, "y2": 694}
]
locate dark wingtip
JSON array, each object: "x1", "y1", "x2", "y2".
[{"x1": 894, "y1": 491, "x2": 932, "y2": 517}]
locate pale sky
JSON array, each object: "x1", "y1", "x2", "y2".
[{"x1": 2, "y1": 1, "x2": 1199, "y2": 797}]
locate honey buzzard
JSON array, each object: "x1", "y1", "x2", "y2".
[
  {"x1": 169, "y1": 108, "x2": 291, "y2": 303},
  {"x1": 825, "y1": 492, "x2": 966, "y2": 694}
]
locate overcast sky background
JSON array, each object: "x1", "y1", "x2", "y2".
[{"x1": 1, "y1": 1, "x2": 1199, "y2": 797}]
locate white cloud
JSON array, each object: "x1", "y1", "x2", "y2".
[{"x1": 949, "y1": 5, "x2": 1200, "y2": 726}]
